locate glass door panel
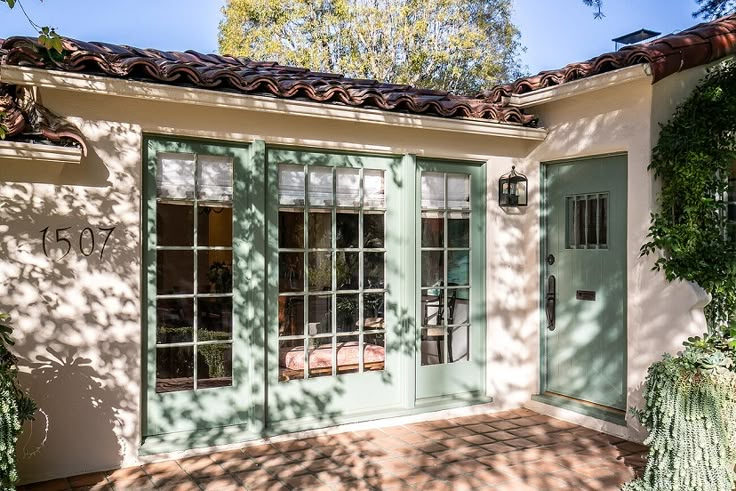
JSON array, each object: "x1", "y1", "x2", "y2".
[
  {"x1": 144, "y1": 138, "x2": 252, "y2": 436},
  {"x1": 416, "y1": 161, "x2": 485, "y2": 400},
  {"x1": 267, "y1": 149, "x2": 403, "y2": 429}
]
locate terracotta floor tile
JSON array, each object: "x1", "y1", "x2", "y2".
[
  {"x1": 282, "y1": 473, "x2": 325, "y2": 489},
  {"x1": 177, "y1": 456, "x2": 226, "y2": 478},
  {"x1": 197, "y1": 475, "x2": 245, "y2": 491},
  {"x1": 67, "y1": 473, "x2": 108, "y2": 488},
  {"x1": 105, "y1": 466, "x2": 149, "y2": 481},
  {"x1": 488, "y1": 421, "x2": 518, "y2": 431},
  {"x1": 70, "y1": 484, "x2": 113, "y2": 491},
  {"x1": 485, "y1": 431, "x2": 516, "y2": 441},
  {"x1": 241, "y1": 443, "x2": 280, "y2": 458},
  {"x1": 414, "y1": 480, "x2": 453, "y2": 491},
  {"x1": 232, "y1": 469, "x2": 284, "y2": 488},
  {"x1": 106, "y1": 477, "x2": 155, "y2": 489},
  {"x1": 154, "y1": 480, "x2": 201, "y2": 491}
]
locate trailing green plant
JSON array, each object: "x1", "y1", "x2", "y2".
[
  {"x1": 641, "y1": 60, "x2": 736, "y2": 332},
  {"x1": 0, "y1": 313, "x2": 36, "y2": 490},
  {"x1": 623, "y1": 344, "x2": 736, "y2": 491}
]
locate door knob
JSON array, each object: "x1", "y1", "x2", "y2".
[{"x1": 545, "y1": 275, "x2": 556, "y2": 331}]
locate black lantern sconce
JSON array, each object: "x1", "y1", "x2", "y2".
[{"x1": 498, "y1": 166, "x2": 528, "y2": 207}]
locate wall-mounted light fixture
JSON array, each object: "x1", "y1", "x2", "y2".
[{"x1": 498, "y1": 166, "x2": 528, "y2": 207}]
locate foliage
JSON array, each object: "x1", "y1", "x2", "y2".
[
  {"x1": 0, "y1": 313, "x2": 36, "y2": 490},
  {"x1": 623, "y1": 343, "x2": 736, "y2": 491},
  {"x1": 218, "y1": 0, "x2": 523, "y2": 94},
  {"x1": 583, "y1": 1, "x2": 735, "y2": 20},
  {"x1": 207, "y1": 262, "x2": 232, "y2": 294},
  {"x1": 694, "y1": 0, "x2": 736, "y2": 19},
  {"x1": 640, "y1": 60, "x2": 736, "y2": 331}
]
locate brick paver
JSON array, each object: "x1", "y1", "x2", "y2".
[{"x1": 19, "y1": 409, "x2": 646, "y2": 490}]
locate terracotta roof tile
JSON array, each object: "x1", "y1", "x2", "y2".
[
  {"x1": 481, "y1": 13, "x2": 736, "y2": 103},
  {"x1": 0, "y1": 36, "x2": 536, "y2": 126}
]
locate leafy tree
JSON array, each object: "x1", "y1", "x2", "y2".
[
  {"x1": 218, "y1": 0, "x2": 523, "y2": 94},
  {"x1": 693, "y1": 0, "x2": 736, "y2": 19},
  {"x1": 584, "y1": 0, "x2": 736, "y2": 20}
]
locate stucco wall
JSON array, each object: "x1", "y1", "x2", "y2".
[{"x1": 0, "y1": 85, "x2": 536, "y2": 482}]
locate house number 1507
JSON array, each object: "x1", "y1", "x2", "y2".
[{"x1": 40, "y1": 226, "x2": 116, "y2": 260}]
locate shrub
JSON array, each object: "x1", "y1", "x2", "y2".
[{"x1": 0, "y1": 313, "x2": 36, "y2": 489}]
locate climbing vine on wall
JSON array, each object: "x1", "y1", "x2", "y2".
[{"x1": 641, "y1": 60, "x2": 736, "y2": 331}]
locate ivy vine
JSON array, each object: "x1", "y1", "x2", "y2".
[{"x1": 641, "y1": 60, "x2": 736, "y2": 331}]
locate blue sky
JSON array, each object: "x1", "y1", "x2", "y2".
[{"x1": 0, "y1": 0, "x2": 708, "y2": 76}]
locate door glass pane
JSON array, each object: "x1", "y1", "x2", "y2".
[
  {"x1": 451, "y1": 289, "x2": 470, "y2": 325},
  {"x1": 448, "y1": 325, "x2": 469, "y2": 363},
  {"x1": 363, "y1": 333, "x2": 386, "y2": 372},
  {"x1": 309, "y1": 338, "x2": 335, "y2": 378},
  {"x1": 309, "y1": 166, "x2": 333, "y2": 206},
  {"x1": 198, "y1": 251, "x2": 232, "y2": 294},
  {"x1": 364, "y1": 252, "x2": 385, "y2": 289},
  {"x1": 335, "y1": 337, "x2": 359, "y2": 375},
  {"x1": 156, "y1": 346, "x2": 194, "y2": 393},
  {"x1": 364, "y1": 170, "x2": 385, "y2": 207},
  {"x1": 421, "y1": 251, "x2": 444, "y2": 288},
  {"x1": 279, "y1": 210, "x2": 304, "y2": 248},
  {"x1": 336, "y1": 252, "x2": 359, "y2": 290},
  {"x1": 279, "y1": 252, "x2": 304, "y2": 293},
  {"x1": 336, "y1": 294, "x2": 359, "y2": 333},
  {"x1": 447, "y1": 174, "x2": 470, "y2": 209},
  {"x1": 198, "y1": 205, "x2": 232, "y2": 247},
  {"x1": 308, "y1": 296, "x2": 333, "y2": 335},
  {"x1": 308, "y1": 252, "x2": 332, "y2": 291},
  {"x1": 421, "y1": 328, "x2": 444, "y2": 366},
  {"x1": 336, "y1": 212, "x2": 359, "y2": 248},
  {"x1": 308, "y1": 211, "x2": 332, "y2": 249},
  {"x1": 157, "y1": 203, "x2": 193, "y2": 246},
  {"x1": 565, "y1": 197, "x2": 574, "y2": 249},
  {"x1": 156, "y1": 298, "x2": 194, "y2": 344},
  {"x1": 576, "y1": 196, "x2": 586, "y2": 247},
  {"x1": 421, "y1": 289, "x2": 443, "y2": 327},
  {"x1": 421, "y1": 212, "x2": 444, "y2": 248},
  {"x1": 279, "y1": 164, "x2": 305, "y2": 205},
  {"x1": 599, "y1": 195, "x2": 608, "y2": 247},
  {"x1": 157, "y1": 153, "x2": 195, "y2": 199},
  {"x1": 280, "y1": 339, "x2": 305, "y2": 381},
  {"x1": 448, "y1": 251, "x2": 469, "y2": 286},
  {"x1": 279, "y1": 296, "x2": 304, "y2": 336},
  {"x1": 157, "y1": 250, "x2": 193, "y2": 295},
  {"x1": 448, "y1": 213, "x2": 469, "y2": 248},
  {"x1": 587, "y1": 196, "x2": 598, "y2": 246},
  {"x1": 197, "y1": 344, "x2": 232, "y2": 388},
  {"x1": 198, "y1": 297, "x2": 233, "y2": 338},
  {"x1": 364, "y1": 213, "x2": 384, "y2": 248},
  {"x1": 421, "y1": 172, "x2": 444, "y2": 209},
  {"x1": 363, "y1": 293, "x2": 384, "y2": 329},
  {"x1": 197, "y1": 155, "x2": 233, "y2": 201},
  {"x1": 336, "y1": 168, "x2": 360, "y2": 207}
]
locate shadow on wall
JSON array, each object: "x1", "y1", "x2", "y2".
[{"x1": 0, "y1": 120, "x2": 143, "y2": 481}]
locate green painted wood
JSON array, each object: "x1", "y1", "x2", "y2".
[
  {"x1": 531, "y1": 394, "x2": 626, "y2": 425},
  {"x1": 265, "y1": 147, "x2": 405, "y2": 428},
  {"x1": 543, "y1": 155, "x2": 627, "y2": 411},
  {"x1": 414, "y1": 159, "x2": 486, "y2": 401},
  {"x1": 143, "y1": 136, "x2": 252, "y2": 437}
]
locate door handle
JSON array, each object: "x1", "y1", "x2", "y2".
[{"x1": 545, "y1": 275, "x2": 556, "y2": 331}]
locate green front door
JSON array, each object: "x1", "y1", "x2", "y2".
[
  {"x1": 265, "y1": 148, "x2": 405, "y2": 430},
  {"x1": 415, "y1": 160, "x2": 486, "y2": 401},
  {"x1": 143, "y1": 137, "x2": 257, "y2": 436},
  {"x1": 543, "y1": 155, "x2": 627, "y2": 410}
]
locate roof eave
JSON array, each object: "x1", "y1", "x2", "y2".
[
  {"x1": 0, "y1": 65, "x2": 548, "y2": 141},
  {"x1": 509, "y1": 64, "x2": 652, "y2": 109}
]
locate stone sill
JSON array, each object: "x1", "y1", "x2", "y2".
[{"x1": 0, "y1": 140, "x2": 83, "y2": 164}]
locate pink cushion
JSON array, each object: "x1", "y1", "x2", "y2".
[{"x1": 281, "y1": 341, "x2": 385, "y2": 370}]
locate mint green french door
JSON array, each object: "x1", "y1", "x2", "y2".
[
  {"x1": 415, "y1": 160, "x2": 486, "y2": 401},
  {"x1": 265, "y1": 149, "x2": 405, "y2": 429},
  {"x1": 143, "y1": 137, "x2": 259, "y2": 436},
  {"x1": 543, "y1": 155, "x2": 627, "y2": 410}
]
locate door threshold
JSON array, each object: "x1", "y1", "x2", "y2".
[{"x1": 532, "y1": 392, "x2": 626, "y2": 426}]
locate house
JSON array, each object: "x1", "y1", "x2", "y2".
[{"x1": 1, "y1": 13, "x2": 735, "y2": 484}]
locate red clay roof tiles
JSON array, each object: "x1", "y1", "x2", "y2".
[
  {"x1": 0, "y1": 36, "x2": 536, "y2": 126},
  {"x1": 481, "y1": 13, "x2": 736, "y2": 103}
]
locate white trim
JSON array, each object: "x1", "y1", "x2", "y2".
[
  {"x1": 510, "y1": 64, "x2": 652, "y2": 108},
  {"x1": 0, "y1": 140, "x2": 83, "y2": 164},
  {"x1": 0, "y1": 66, "x2": 548, "y2": 141}
]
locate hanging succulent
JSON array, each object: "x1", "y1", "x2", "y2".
[{"x1": 0, "y1": 313, "x2": 36, "y2": 490}]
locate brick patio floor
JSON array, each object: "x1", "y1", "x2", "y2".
[{"x1": 20, "y1": 408, "x2": 647, "y2": 491}]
